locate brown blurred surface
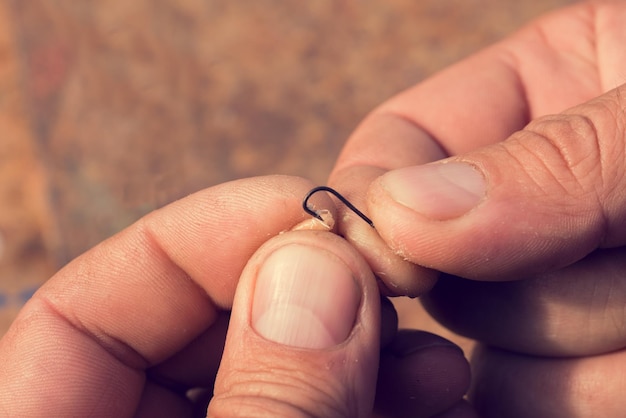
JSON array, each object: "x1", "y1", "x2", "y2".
[{"x1": 0, "y1": 0, "x2": 578, "y2": 338}]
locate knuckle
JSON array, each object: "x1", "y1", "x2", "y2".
[
  {"x1": 499, "y1": 104, "x2": 623, "y2": 214},
  {"x1": 497, "y1": 91, "x2": 626, "y2": 244},
  {"x1": 210, "y1": 360, "x2": 352, "y2": 418},
  {"x1": 520, "y1": 113, "x2": 603, "y2": 197}
]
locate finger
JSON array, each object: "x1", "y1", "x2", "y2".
[
  {"x1": 208, "y1": 230, "x2": 380, "y2": 417},
  {"x1": 422, "y1": 247, "x2": 626, "y2": 357},
  {"x1": 146, "y1": 312, "x2": 230, "y2": 391},
  {"x1": 0, "y1": 175, "x2": 333, "y2": 417},
  {"x1": 329, "y1": 2, "x2": 626, "y2": 292},
  {"x1": 471, "y1": 345, "x2": 626, "y2": 418},
  {"x1": 368, "y1": 84, "x2": 626, "y2": 279},
  {"x1": 329, "y1": 115, "x2": 443, "y2": 297},
  {"x1": 374, "y1": 330, "x2": 471, "y2": 418},
  {"x1": 369, "y1": 2, "x2": 626, "y2": 157}
]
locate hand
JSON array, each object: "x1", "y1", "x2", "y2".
[
  {"x1": 0, "y1": 176, "x2": 470, "y2": 417},
  {"x1": 329, "y1": 1, "x2": 626, "y2": 416}
]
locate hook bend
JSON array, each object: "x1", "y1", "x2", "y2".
[{"x1": 302, "y1": 186, "x2": 374, "y2": 228}]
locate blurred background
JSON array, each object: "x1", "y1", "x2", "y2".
[{"x1": 0, "y1": 0, "x2": 578, "y2": 337}]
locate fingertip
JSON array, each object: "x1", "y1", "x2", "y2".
[
  {"x1": 331, "y1": 166, "x2": 439, "y2": 297},
  {"x1": 349, "y1": 219, "x2": 438, "y2": 297}
]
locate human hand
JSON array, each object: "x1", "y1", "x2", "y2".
[
  {"x1": 0, "y1": 176, "x2": 470, "y2": 417},
  {"x1": 329, "y1": 1, "x2": 626, "y2": 416}
]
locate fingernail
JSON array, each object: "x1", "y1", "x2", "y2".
[
  {"x1": 381, "y1": 162, "x2": 486, "y2": 220},
  {"x1": 252, "y1": 244, "x2": 361, "y2": 349}
]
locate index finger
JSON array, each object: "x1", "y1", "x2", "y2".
[
  {"x1": 343, "y1": 2, "x2": 626, "y2": 167},
  {"x1": 0, "y1": 175, "x2": 332, "y2": 417}
]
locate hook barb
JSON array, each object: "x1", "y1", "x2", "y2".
[{"x1": 302, "y1": 186, "x2": 374, "y2": 228}]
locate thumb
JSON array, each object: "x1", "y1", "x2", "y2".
[
  {"x1": 367, "y1": 84, "x2": 626, "y2": 280},
  {"x1": 208, "y1": 230, "x2": 380, "y2": 417}
]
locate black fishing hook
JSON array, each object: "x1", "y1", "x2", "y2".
[{"x1": 302, "y1": 186, "x2": 375, "y2": 228}]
